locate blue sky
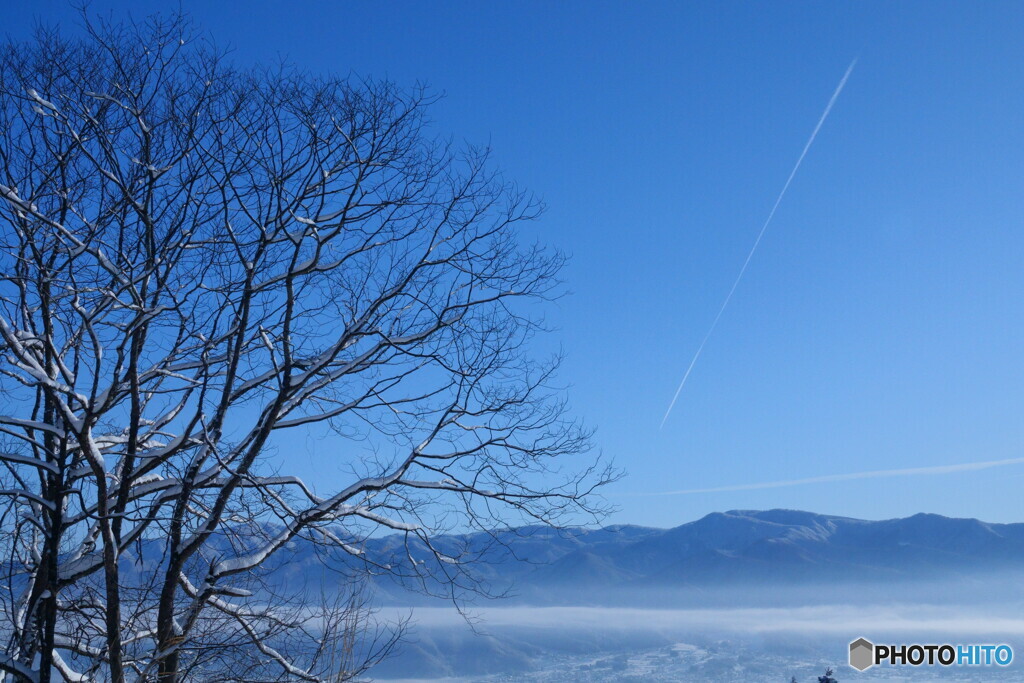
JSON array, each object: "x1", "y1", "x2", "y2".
[{"x1": 9, "y1": 1, "x2": 1024, "y2": 527}]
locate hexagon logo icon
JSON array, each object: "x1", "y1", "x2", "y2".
[{"x1": 849, "y1": 637, "x2": 875, "y2": 671}]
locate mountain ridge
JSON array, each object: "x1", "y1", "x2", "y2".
[
  {"x1": 261, "y1": 509, "x2": 1024, "y2": 606},
  {"x1": 105, "y1": 509, "x2": 1021, "y2": 608}
]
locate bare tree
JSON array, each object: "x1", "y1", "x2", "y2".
[{"x1": 0, "y1": 11, "x2": 613, "y2": 683}]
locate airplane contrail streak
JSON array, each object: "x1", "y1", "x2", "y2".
[
  {"x1": 660, "y1": 59, "x2": 857, "y2": 429},
  {"x1": 638, "y1": 455, "x2": 1024, "y2": 496}
]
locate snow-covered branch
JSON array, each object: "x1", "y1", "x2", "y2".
[{"x1": 0, "y1": 11, "x2": 612, "y2": 682}]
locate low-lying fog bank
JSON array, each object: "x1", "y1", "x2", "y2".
[{"x1": 388, "y1": 603, "x2": 1024, "y2": 635}]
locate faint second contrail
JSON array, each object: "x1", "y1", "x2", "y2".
[
  {"x1": 634, "y1": 455, "x2": 1024, "y2": 496},
  {"x1": 660, "y1": 59, "x2": 858, "y2": 429}
]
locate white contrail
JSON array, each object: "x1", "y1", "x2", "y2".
[
  {"x1": 660, "y1": 59, "x2": 858, "y2": 429},
  {"x1": 639, "y1": 455, "x2": 1024, "y2": 496}
]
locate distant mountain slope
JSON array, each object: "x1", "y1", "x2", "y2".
[
  {"x1": 106, "y1": 510, "x2": 1024, "y2": 607},
  {"x1": 346, "y1": 509, "x2": 1024, "y2": 605},
  {"x1": 529, "y1": 510, "x2": 1024, "y2": 594}
]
